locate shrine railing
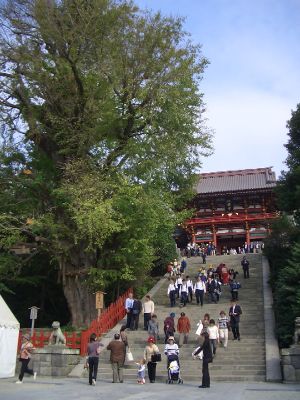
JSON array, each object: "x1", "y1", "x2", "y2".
[
  {"x1": 80, "y1": 288, "x2": 132, "y2": 356},
  {"x1": 18, "y1": 330, "x2": 81, "y2": 351},
  {"x1": 18, "y1": 288, "x2": 133, "y2": 356}
]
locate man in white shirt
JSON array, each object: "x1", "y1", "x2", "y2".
[
  {"x1": 186, "y1": 276, "x2": 193, "y2": 303},
  {"x1": 125, "y1": 292, "x2": 134, "y2": 329},
  {"x1": 142, "y1": 295, "x2": 155, "y2": 330},
  {"x1": 193, "y1": 277, "x2": 206, "y2": 306}
]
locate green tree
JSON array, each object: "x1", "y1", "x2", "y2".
[
  {"x1": 274, "y1": 242, "x2": 300, "y2": 347},
  {"x1": 265, "y1": 104, "x2": 300, "y2": 346},
  {"x1": 0, "y1": 0, "x2": 211, "y2": 326},
  {"x1": 277, "y1": 104, "x2": 300, "y2": 221}
]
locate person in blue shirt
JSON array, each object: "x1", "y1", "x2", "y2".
[{"x1": 125, "y1": 292, "x2": 134, "y2": 329}]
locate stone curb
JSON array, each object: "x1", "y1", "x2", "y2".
[{"x1": 262, "y1": 255, "x2": 282, "y2": 382}]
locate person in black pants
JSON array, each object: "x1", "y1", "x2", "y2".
[
  {"x1": 16, "y1": 334, "x2": 37, "y2": 384},
  {"x1": 125, "y1": 292, "x2": 134, "y2": 329},
  {"x1": 193, "y1": 277, "x2": 206, "y2": 306},
  {"x1": 167, "y1": 279, "x2": 177, "y2": 307},
  {"x1": 144, "y1": 337, "x2": 160, "y2": 383},
  {"x1": 229, "y1": 301, "x2": 242, "y2": 340},
  {"x1": 241, "y1": 256, "x2": 250, "y2": 278},
  {"x1": 193, "y1": 331, "x2": 213, "y2": 388},
  {"x1": 87, "y1": 333, "x2": 103, "y2": 385},
  {"x1": 131, "y1": 298, "x2": 142, "y2": 330}
]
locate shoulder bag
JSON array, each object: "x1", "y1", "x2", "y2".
[{"x1": 126, "y1": 348, "x2": 134, "y2": 362}]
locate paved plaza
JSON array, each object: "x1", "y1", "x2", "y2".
[{"x1": 1, "y1": 378, "x2": 300, "y2": 400}]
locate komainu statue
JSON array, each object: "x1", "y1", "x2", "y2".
[{"x1": 49, "y1": 321, "x2": 66, "y2": 345}]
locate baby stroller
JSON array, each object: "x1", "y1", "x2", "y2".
[{"x1": 166, "y1": 354, "x2": 183, "y2": 384}]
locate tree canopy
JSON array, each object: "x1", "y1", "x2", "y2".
[
  {"x1": 265, "y1": 103, "x2": 300, "y2": 347},
  {"x1": 0, "y1": 0, "x2": 211, "y2": 326}
]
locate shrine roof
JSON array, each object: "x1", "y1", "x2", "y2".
[{"x1": 196, "y1": 167, "x2": 276, "y2": 194}]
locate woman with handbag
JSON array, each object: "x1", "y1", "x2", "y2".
[
  {"x1": 143, "y1": 336, "x2": 160, "y2": 383},
  {"x1": 193, "y1": 331, "x2": 213, "y2": 388}
]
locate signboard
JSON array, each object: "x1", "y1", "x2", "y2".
[
  {"x1": 29, "y1": 306, "x2": 40, "y2": 337},
  {"x1": 95, "y1": 291, "x2": 104, "y2": 310},
  {"x1": 29, "y1": 306, "x2": 39, "y2": 320},
  {"x1": 196, "y1": 235, "x2": 212, "y2": 241}
]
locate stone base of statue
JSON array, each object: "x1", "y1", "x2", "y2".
[
  {"x1": 281, "y1": 345, "x2": 300, "y2": 383},
  {"x1": 31, "y1": 345, "x2": 80, "y2": 377}
]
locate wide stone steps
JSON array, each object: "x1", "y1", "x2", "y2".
[{"x1": 94, "y1": 254, "x2": 266, "y2": 382}]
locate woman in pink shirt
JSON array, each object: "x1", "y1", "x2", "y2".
[{"x1": 16, "y1": 334, "x2": 37, "y2": 384}]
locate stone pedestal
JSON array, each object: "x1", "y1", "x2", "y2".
[
  {"x1": 31, "y1": 345, "x2": 80, "y2": 377},
  {"x1": 281, "y1": 345, "x2": 300, "y2": 383}
]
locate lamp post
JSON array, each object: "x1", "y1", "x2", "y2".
[{"x1": 29, "y1": 306, "x2": 39, "y2": 337}]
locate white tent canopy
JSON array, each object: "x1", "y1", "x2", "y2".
[{"x1": 0, "y1": 294, "x2": 20, "y2": 378}]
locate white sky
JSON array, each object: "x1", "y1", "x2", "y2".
[{"x1": 135, "y1": 0, "x2": 300, "y2": 178}]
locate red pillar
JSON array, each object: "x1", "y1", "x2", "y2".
[
  {"x1": 191, "y1": 226, "x2": 195, "y2": 243},
  {"x1": 246, "y1": 222, "x2": 250, "y2": 246},
  {"x1": 212, "y1": 224, "x2": 217, "y2": 248}
]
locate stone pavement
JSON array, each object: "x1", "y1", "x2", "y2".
[{"x1": 0, "y1": 377, "x2": 300, "y2": 400}]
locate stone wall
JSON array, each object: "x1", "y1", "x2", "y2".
[
  {"x1": 281, "y1": 346, "x2": 300, "y2": 383},
  {"x1": 30, "y1": 345, "x2": 80, "y2": 377}
]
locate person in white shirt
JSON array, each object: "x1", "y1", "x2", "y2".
[
  {"x1": 164, "y1": 336, "x2": 179, "y2": 368},
  {"x1": 186, "y1": 276, "x2": 193, "y2": 303},
  {"x1": 164, "y1": 336, "x2": 179, "y2": 357},
  {"x1": 207, "y1": 319, "x2": 219, "y2": 356},
  {"x1": 142, "y1": 295, "x2": 155, "y2": 330},
  {"x1": 193, "y1": 277, "x2": 206, "y2": 306},
  {"x1": 167, "y1": 279, "x2": 177, "y2": 307},
  {"x1": 180, "y1": 279, "x2": 188, "y2": 306},
  {"x1": 124, "y1": 292, "x2": 134, "y2": 329},
  {"x1": 175, "y1": 274, "x2": 183, "y2": 298}
]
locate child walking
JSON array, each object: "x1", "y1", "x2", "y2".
[{"x1": 136, "y1": 358, "x2": 146, "y2": 384}]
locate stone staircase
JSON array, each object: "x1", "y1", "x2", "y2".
[{"x1": 96, "y1": 253, "x2": 266, "y2": 382}]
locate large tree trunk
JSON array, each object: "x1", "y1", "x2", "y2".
[
  {"x1": 63, "y1": 274, "x2": 96, "y2": 327},
  {"x1": 59, "y1": 249, "x2": 97, "y2": 327}
]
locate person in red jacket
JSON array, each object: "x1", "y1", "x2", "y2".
[{"x1": 177, "y1": 312, "x2": 191, "y2": 347}]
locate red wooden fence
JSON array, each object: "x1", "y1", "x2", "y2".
[
  {"x1": 80, "y1": 288, "x2": 132, "y2": 355},
  {"x1": 18, "y1": 330, "x2": 81, "y2": 351},
  {"x1": 18, "y1": 288, "x2": 132, "y2": 356}
]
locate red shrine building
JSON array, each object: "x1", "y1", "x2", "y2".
[{"x1": 185, "y1": 167, "x2": 278, "y2": 252}]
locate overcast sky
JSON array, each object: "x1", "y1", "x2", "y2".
[{"x1": 135, "y1": 0, "x2": 300, "y2": 178}]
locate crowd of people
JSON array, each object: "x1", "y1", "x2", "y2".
[
  {"x1": 166, "y1": 258, "x2": 246, "y2": 308},
  {"x1": 105, "y1": 254, "x2": 248, "y2": 388},
  {"x1": 17, "y1": 254, "x2": 249, "y2": 389},
  {"x1": 183, "y1": 241, "x2": 264, "y2": 258}
]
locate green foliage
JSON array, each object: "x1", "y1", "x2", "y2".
[
  {"x1": 265, "y1": 104, "x2": 300, "y2": 347},
  {"x1": 273, "y1": 243, "x2": 300, "y2": 346},
  {"x1": 0, "y1": 0, "x2": 211, "y2": 325},
  {"x1": 277, "y1": 104, "x2": 300, "y2": 222}
]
